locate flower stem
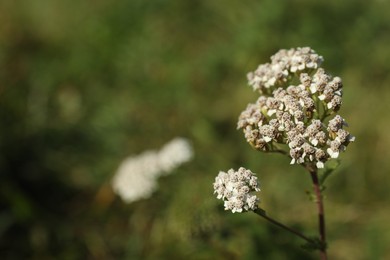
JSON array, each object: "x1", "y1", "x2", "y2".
[
  {"x1": 308, "y1": 166, "x2": 327, "y2": 260},
  {"x1": 253, "y1": 208, "x2": 314, "y2": 244}
]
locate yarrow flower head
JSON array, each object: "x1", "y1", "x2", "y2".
[
  {"x1": 238, "y1": 47, "x2": 355, "y2": 169},
  {"x1": 213, "y1": 167, "x2": 260, "y2": 213},
  {"x1": 112, "y1": 137, "x2": 193, "y2": 203}
]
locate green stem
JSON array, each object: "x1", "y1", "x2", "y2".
[
  {"x1": 253, "y1": 208, "x2": 314, "y2": 244},
  {"x1": 268, "y1": 143, "x2": 288, "y2": 156},
  {"x1": 268, "y1": 149, "x2": 288, "y2": 156}
]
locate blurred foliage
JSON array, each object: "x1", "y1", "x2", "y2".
[{"x1": 1, "y1": 0, "x2": 390, "y2": 259}]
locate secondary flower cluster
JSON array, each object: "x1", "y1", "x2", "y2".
[
  {"x1": 213, "y1": 167, "x2": 260, "y2": 213},
  {"x1": 112, "y1": 137, "x2": 193, "y2": 203},
  {"x1": 238, "y1": 47, "x2": 355, "y2": 168}
]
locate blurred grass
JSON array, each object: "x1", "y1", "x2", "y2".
[{"x1": 1, "y1": 0, "x2": 390, "y2": 259}]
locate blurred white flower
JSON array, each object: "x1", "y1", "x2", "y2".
[
  {"x1": 112, "y1": 151, "x2": 160, "y2": 203},
  {"x1": 158, "y1": 137, "x2": 193, "y2": 174},
  {"x1": 112, "y1": 137, "x2": 193, "y2": 203}
]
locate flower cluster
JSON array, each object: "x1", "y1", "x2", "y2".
[
  {"x1": 213, "y1": 167, "x2": 260, "y2": 213},
  {"x1": 112, "y1": 137, "x2": 193, "y2": 203},
  {"x1": 238, "y1": 47, "x2": 354, "y2": 168},
  {"x1": 247, "y1": 47, "x2": 324, "y2": 94}
]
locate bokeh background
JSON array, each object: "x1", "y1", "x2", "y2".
[{"x1": 1, "y1": 0, "x2": 389, "y2": 259}]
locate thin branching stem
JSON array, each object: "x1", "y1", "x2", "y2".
[{"x1": 253, "y1": 209, "x2": 314, "y2": 244}]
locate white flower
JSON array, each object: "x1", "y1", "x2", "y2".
[
  {"x1": 238, "y1": 48, "x2": 354, "y2": 168},
  {"x1": 158, "y1": 137, "x2": 193, "y2": 174},
  {"x1": 213, "y1": 167, "x2": 260, "y2": 213},
  {"x1": 112, "y1": 137, "x2": 193, "y2": 203},
  {"x1": 112, "y1": 151, "x2": 160, "y2": 203}
]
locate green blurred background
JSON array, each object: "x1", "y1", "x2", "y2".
[{"x1": 1, "y1": 0, "x2": 389, "y2": 259}]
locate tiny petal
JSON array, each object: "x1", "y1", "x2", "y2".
[
  {"x1": 316, "y1": 161, "x2": 324, "y2": 168},
  {"x1": 311, "y1": 139, "x2": 319, "y2": 146},
  {"x1": 310, "y1": 84, "x2": 318, "y2": 93},
  {"x1": 327, "y1": 148, "x2": 339, "y2": 158}
]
